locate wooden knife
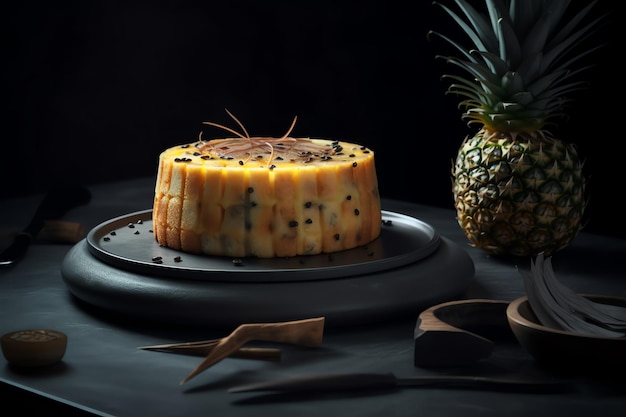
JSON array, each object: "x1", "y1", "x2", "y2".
[{"x1": 0, "y1": 185, "x2": 91, "y2": 266}]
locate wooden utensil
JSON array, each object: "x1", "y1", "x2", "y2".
[
  {"x1": 414, "y1": 299, "x2": 513, "y2": 368},
  {"x1": 0, "y1": 185, "x2": 91, "y2": 266},
  {"x1": 138, "y1": 338, "x2": 282, "y2": 360},
  {"x1": 229, "y1": 372, "x2": 574, "y2": 394},
  {"x1": 181, "y1": 316, "x2": 325, "y2": 385}
]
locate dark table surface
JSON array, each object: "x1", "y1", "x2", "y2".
[{"x1": 1, "y1": 177, "x2": 625, "y2": 417}]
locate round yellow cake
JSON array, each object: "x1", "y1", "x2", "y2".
[{"x1": 153, "y1": 136, "x2": 382, "y2": 258}]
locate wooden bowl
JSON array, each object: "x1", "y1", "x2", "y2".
[
  {"x1": 506, "y1": 295, "x2": 626, "y2": 373},
  {"x1": 1, "y1": 329, "x2": 67, "y2": 367}
]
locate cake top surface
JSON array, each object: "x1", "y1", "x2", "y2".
[
  {"x1": 162, "y1": 110, "x2": 374, "y2": 169},
  {"x1": 165, "y1": 138, "x2": 374, "y2": 169}
]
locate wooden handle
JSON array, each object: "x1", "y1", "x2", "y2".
[
  {"x1": 36, "y1": 220, "x2": 85, "y2": 243},
  {"x1": 229, "y1": 347, "x2": 282, "y2": 361},
  {"x1": 241, "y1": 317, "x2": 325, "y2": 347},
  {"x1": 138, "y1": 341, "x2": 281, "y2": 361},
  {"x1": 414, "y1": 299, "x2": 510, "y2": 368}
]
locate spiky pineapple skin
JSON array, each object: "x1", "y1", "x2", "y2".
[{"x1": 453, "y1": 128, "x2": 585, "y2": 257}]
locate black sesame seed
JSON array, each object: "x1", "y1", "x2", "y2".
[
  {"x1": 346, "y1": 195, "x2": 352, "y2": 200},
  {"x1": 152, "y1": 256, "x2": 162, "y2": 261},
  {"x1": 128, "y1": 223, "x2": 135, "y2": 228},
  {"x1": 269, "y1": 164, "x2": 276, "y2": 170},
  {"x1": 110, "y1": 231, "x2": 116, "y2": 236},
  {"x1": 305, "y1": 201, "x2": 312, "y2": 208},
  {"x1": 134, "y1": 230, "x2": 140, "y2": 235},
  {"x1": 248, "y1": 187, "x2": 254, "y2": 193},
  {"x1": 137, "y1": 219, "x2": 143, "y2": 224},
  {"x1": 289, "y1": 220, "x2": 299, "y2": 228},
  {"x1": 354, "y1": 208, "x2": 360, "y2": 216},
  {"x1": 174, "y1": 256, "x2": 182, "y2": 262},
  {"x1": 232, "y1": 258, "x2": 244, "y2": 266},
  {"x1": 352, "y1": 162, "x2": 358, "y2": 167},
  {"x1": 334, "y1": 233, "x2": 340, "y2": 241},
  {"x1": 305, "y1": 218, "x2": 313, "y2": 224},
  {"x1": 103, "y1": 236, "x2": 110, "y2": 241}
]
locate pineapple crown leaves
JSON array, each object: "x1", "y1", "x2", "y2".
[{"x1": 427, "y1": 0, "x2": 606, "y2": 133}]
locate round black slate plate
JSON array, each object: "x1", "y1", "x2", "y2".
[
  {"x1": 62, "y1": 236, "x2": 474, "y2": 328},
  {"x1": 85, "y1": 209, "x2": 440, "y2": 283}
]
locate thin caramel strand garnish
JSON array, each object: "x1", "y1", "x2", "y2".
[{"x1": 198, "y1": 110, "x2": 316, "y2": 166}]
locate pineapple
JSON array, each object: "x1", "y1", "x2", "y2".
[{"x1": 430, "y1": 0, "x2": 603, "y2": 257}]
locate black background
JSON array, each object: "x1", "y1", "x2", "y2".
[{"x1": 3, "y1": 1, "x2": 622, "y2": 238}]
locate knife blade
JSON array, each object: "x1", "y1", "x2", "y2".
[
  {"x1": 228, "y1": 372, "x2": 574, "y2": 394},
  {"x1": 0, "y1": 185, "x2": 91, "y2": 266}
]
